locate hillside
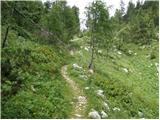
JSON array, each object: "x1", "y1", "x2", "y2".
[
  {"x1": 1, "y1": 0, "x2": 159, "y2": 119},
  {"x1": 67, "y1": 36, "x2": 159, "y2": 118}
]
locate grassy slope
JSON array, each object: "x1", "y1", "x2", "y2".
[
  {"x1": 67, "y1": 36, "x2": 159, "y2": 119},
  {"x1": 1, "y1": 29, "x2": 73, "y2": 118}
]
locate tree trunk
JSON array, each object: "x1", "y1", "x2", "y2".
[
  {"x1": 2, "y1": 25, "x2": 10, "y2": 48},
  {"x1": 88, "y1": 44, "x2": 94, "y2": 69},
  {"x1": 88, "y1": 29, "x2": 95, "y2": 69},
  {"x1": 88, "y1": 12, "x2": 96, "y2": 70}
]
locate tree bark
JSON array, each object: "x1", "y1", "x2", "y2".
[{"x1": 2, "y1": 25, "x2": 10, "y2": 48}]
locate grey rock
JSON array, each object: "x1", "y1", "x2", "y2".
[
  {"x1": 122, "y1": 68, "x2": 128, "y2": 73},
  {"x1": 97, "y1": 89, "x2": 104, "y2": 98},
  {"x1": 117, "y1": 51, "x2": 122, "y2": 55},
  {"x1": 85, "y1": 87, "x2": 90, "y2": 90},
  {"x1": 103, "y1": 102, "x2": 110, "y2": 110},
  {"x1": 101, "y1": 111, "x2": 108, "y2": 118},
  {"x1": 74, "y1": 114, "x2": 82, "y2": 118},
  {"x1": 88, "y1": 69, "x2": 94, "y2": 74},
  {"x1": 113, "y1": 107, "x2": 120, "y2": 111},
  {"x1": 73, "y1": 63, "x2": 82, "y2": 69},
  {"x1": 98, "y1": 50, "x2": 102, "y2": 54},
  {"x1": 88, "y1": 110, "x2": 101, "y2": 119},
  {"x1": 138, "y1": 111, "x2": 144, "y2": 117}
]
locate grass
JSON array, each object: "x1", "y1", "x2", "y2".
[
  {"x1": 1, "y1": 27, "x2": 158, "y2": 118},
  {"x1": 67, "y1": 37, "x2": 159, "y2": 119}
]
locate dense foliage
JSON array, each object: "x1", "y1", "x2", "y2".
[
  {"x1": 1, "y1": 1, "x2": 78, "y2": 118},
  {"x1": 41, "y1": 1, "x2": 80, "y2": 43},
  {"x1": 114, "y1": 0, "x2": 159, "y2": 45}
]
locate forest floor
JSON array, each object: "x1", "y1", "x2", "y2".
[{"x1": 61, "y1": 65, "x2": 87, "y2": 119}]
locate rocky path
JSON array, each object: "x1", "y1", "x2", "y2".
[{"x1": 61, "y1": 65, "x2": 87, "y2": 119}]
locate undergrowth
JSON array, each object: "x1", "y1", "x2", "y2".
[{"x1": 1, "y1": 30, "x2": 73, "y2": 118}]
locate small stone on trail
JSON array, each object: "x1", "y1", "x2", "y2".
[
  {"x1": 103, "y1": 102, "x2": 110, "y2": 110},
  {"x1": 70, "y1": 50, "x2": 74, "y2": 56},
  {"x1": 73, "y1": 63, "x2": 82, "y2": 69},
  {"x1": 155, "y1": 63, "x2": 159, "y2": 72},
  {"x1": 140, "y1": 45, "x2": 146, "y2": 49},
  {"x1": 78, "y1": 96, "x2": 87, "y2": 105},
  {"x1": 78, "y1": 51, "x2": 83, "y2": 56},
  {"x1": 79, "y1": 75, "x2": 88, "y2": 80},
  {"x1": 138, "y1": 111, "x2": 144, "y2": 117},
  {"x1": 98, "y1": 50, "x2": 102, "y2": 54},
  {"x1": 85, "y1": 87, "x2": 90, "y2": 90},
  {"x1": 114, "y1": 49, "x2": 117, "y2": 52},
  {"x1": 128, "y1": 50, "x2": 133, "y2": 54},
  {"x1": 113, "y1": 107, "x2": 121, "y2": 111},
  {"x1": 97, "y1": 89, "x2": 104, "y2": 98},
  {"x1": 117, "y1": 51, "x2": 122, "y2": 55},
  {"x1": 122, "y1": 68, "x2": 128, "y2": 73},
  {"x1": 88, "y1": 109, "x2": 101, "y2": 119},
  {"x1": 84, "y1": 46, "x2": 89, "y2": 51},
  {"x1": 146, "y1": 54, "x2": 150, "y2": 58},
  {"x1": 74, "y1": 114, "x2": 82, "y2": 118},
  {"x1": 31, "y1": 85, "x2": 36, "y2": 92},
  {"x1": 101, "y1": 110, "x2": 108, "y2": 118},
  {"x1": 88, "y1": 69, "x2": 94, "y2": 74},
  {"x1": 70, "y1": 102, "x2": 74, "y2": 105}
]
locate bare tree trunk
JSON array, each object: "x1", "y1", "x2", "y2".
[
  {"x1": 88, "y1": 38, "x2": 94, "y2": 69},
  {"x1": 88, "y1": 11, "x2": 96, "y2": 70},
  {"x1": 2, "y1": 26, "x2": 10, "y2": 48},
  {"x1": 88, "y1": 24, "x2": 95, "y2": 69}
]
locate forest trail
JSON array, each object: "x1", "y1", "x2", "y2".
[{"x1": 61, "y1": 65, "x2": 87, "y2": 119}]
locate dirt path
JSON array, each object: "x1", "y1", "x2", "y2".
[{"x1": 61, "y1": 65, "x2": 87, "y2": 119}]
